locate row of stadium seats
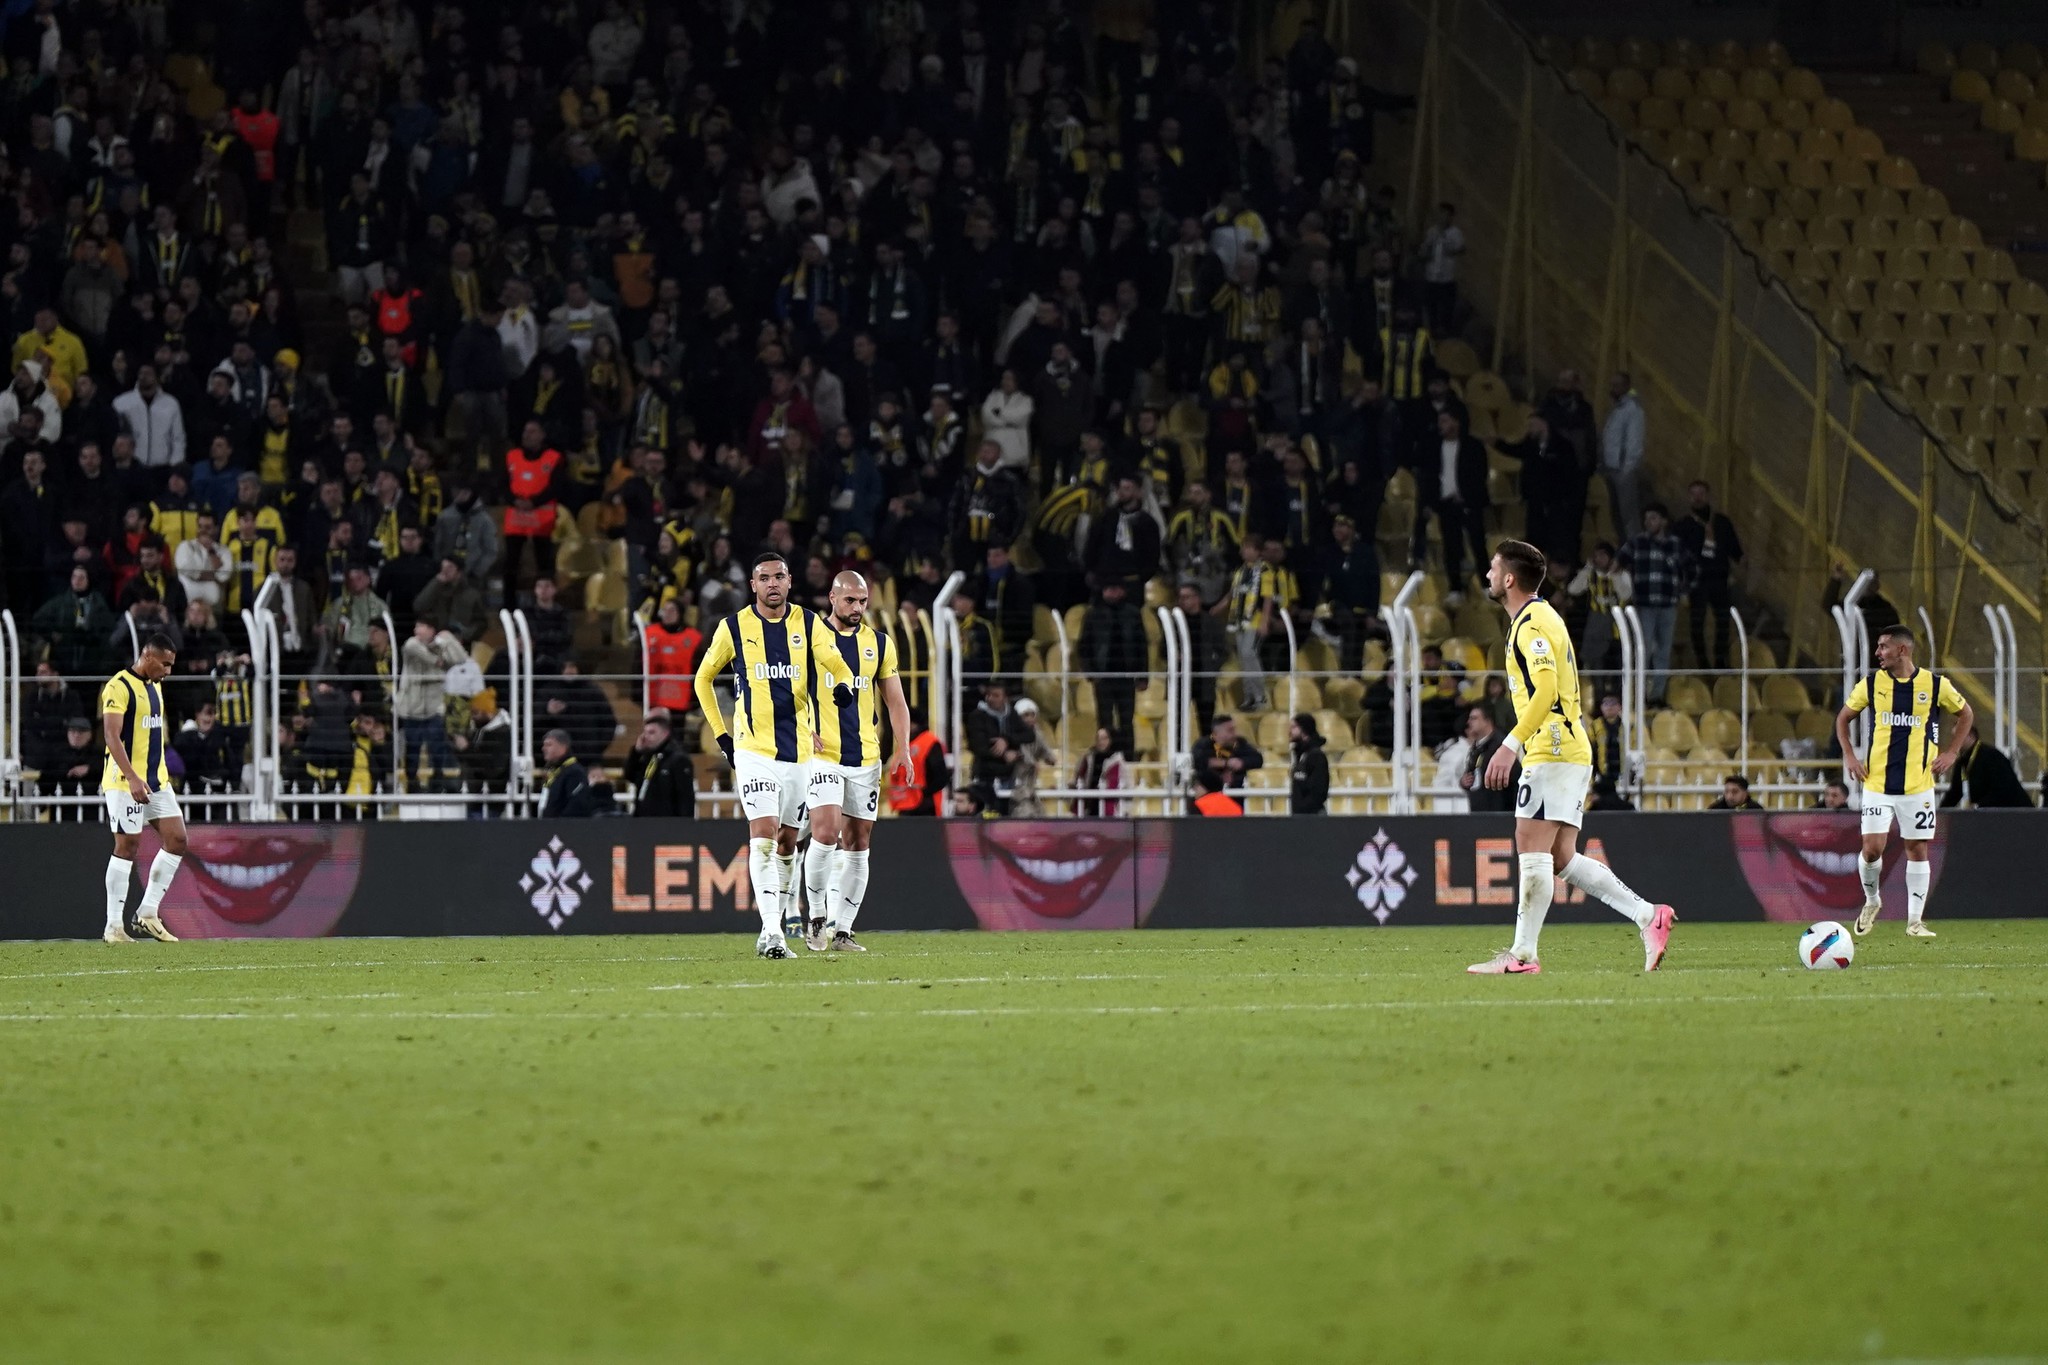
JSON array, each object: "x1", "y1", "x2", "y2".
[
  {"x1": 1544, "y1": 35, "x2": 2048, "y2": 515},
  {"x1": 1926, "y1": 43, "x2": 2048, "y2": 169}
]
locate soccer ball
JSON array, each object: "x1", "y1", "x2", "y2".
[{"x1": 1798, "y1": 921, "x2": 1856, "y2": 970}]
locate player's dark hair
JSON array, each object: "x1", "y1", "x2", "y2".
[
  {"x1": 1878, "y1": 623, "x2": 1915, "y2": 648},
  {"x1": 751, "y1": 551, "x2": 788, "y2": 573},
  {"x1": 142, "y1": 632, "x2": 177, "y2": 655},
  {"x1": 1493, "y1": 539, "x2": 1546, "y2": 594}
]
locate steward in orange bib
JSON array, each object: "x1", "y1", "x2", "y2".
[
  {"x1": 503, "y1": 418, "x2": 562, "y2": 605},
  {"x1": 888, "y1": 712, "x2": 949, "y2": 816},
  {"x1": 227, "y1": 90, "x2": 280, "y2": 222}
]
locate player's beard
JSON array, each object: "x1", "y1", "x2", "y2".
[
  {"x1": 833, "y1": 610, "x2": 861, "y2": 631},
  {"x1": 758, "y1": 589, "x2": 786, "y2": 611}
]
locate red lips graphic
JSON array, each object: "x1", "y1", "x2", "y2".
[
  {"x1": 1730, "y1": 812, "x2": 1944, "y2": 923},
  {"x1": 944, "y1": 821, "x2": 1172, "y2": 930},
  {"x1": 146, "y1": 825, "x2": 367, "y2": 938}
]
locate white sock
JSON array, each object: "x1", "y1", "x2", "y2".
[
  {"x1": 1905, "y1": 861, "x2": 1931, "y2": 924},
  {"x1": 1858, "y1": 857, "x2": 1882, "y2": 906},
  {"x1": 833, "y1": 847, "x2": 871, "y2": 933},
  {"x1": 803, "y1": 837, "x2": 835, "y2": 927},
  {"x1": 1510, "y1": 853, "x2": 1553, "y2": 962},
  {"x1": 104, "y1": 857, "x2": 133, "y2": 932},
  {"x1": 749, "y1": 837, "x2": 781, "y2": 936},
  {"x1": 1559, "y1": 854, "x2": 1655, "y2": 928},
  {"x1": 775, "y1": 848, "x2": 799, "y2": 930},
  {"x1": 138, "y1": 851, "x2": 182, "y2": 918}
]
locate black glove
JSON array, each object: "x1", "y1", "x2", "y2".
[
  {"x1": 717, "y1": 733, "x2": 735, "y2": 766},
  {"x1": 832, "y1": 683, "x2": 855, "y2": 709}
]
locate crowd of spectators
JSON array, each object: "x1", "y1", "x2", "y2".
[{"x1": 0, "y1": 0, "x2": 1971, "y2": 818}]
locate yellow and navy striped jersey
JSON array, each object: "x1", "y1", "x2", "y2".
[
  {"x1": 1505, "y1": 597, "x2": 1591, "y2": 767},
  {"x1": 99, "y1": 668, "x2": 172, "y2": 793},
  {"x1": 809, "y1": 623, "x2": 899, "y2": 767},
  {"x1": 1226, "y1": 561, "x2": 1274, "y2": 628},
  {"x1": 693, "y1": 605, "x2": 857, "y2": 762},
  {"x1": 1845, "y1": 667, "x2": 1964, "y2": 796}
]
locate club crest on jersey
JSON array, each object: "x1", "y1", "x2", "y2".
[
  {"x1": 1917, "y1": 691, "x2": 1928, "y2": 703},
  {"x1": 863, "y1": 647, "x2": 875, "y2": 658}
]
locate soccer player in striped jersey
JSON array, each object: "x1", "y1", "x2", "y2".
[
  {"x1": 100, "y1": 633, "x2": 187, "y2": 943},
  {"x1": 1835, "y1": 624, "x2": 1970, "y2": 938},
  {"x1": 694, "y1": 552, "x2": 859, "y2": 958},
  {"x1": 1469, "y1": 540, "x2": 1677, "y2": 975},
  {"x1": 801, "y1": 572, "x2": 914, "y2": 952}
]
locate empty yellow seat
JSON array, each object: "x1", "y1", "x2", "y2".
[
  {"x1": 1806, "y1": 216, "x2": 1849, "y2": 250},
  {"x1": 2021, "y1": 372, "x2": 2048, "y2": 408},
  {"x1": 1754, "y1": 126, "x2": 1798, "y2": 162},
  {"x1": 1978, "y1": 248, "x2": 2019, "y2": 283},
  {"x1": 1942, "y1": 341, "x2": 1983, "y2": 375},
  {"x1": 1784, "y1": 69, "x2": 1826, "y2": 103},
  {"x1": 1908, "y1": 186, "x2": 1951, "y2": 220},
  {"x1": 1950, "y1": 69, "x2": 1992, "y2": 104},
  {"x1": 1698, "y1": 709, "x2": 1743, "y2": 751},
  {"x1": 1838, "y1": 245, "x2": 1883, "y2": 282},
  {"x1": 1713, "y1": 677, "x2": 1761, "y2": 713},
  {"x1": 1666, "y1": 675, "x2": 1712, "y2": 717},
  {"x1": 1995, "y1": 70, "x2": 2036, "y2": 105},
  {"x1": 1794, "y1": 707, "x2": 1836, "y2": 744},
  {"x1": 1651, "y1": 66, "x2": 1693, "y2": 100},
  {"x1": 2013, "y1": 279, "x2": 2048, "y2": 316},
  {"x1": 1939, "y1": 217, "x2": 1984, "y2": 249},
  {"x1": 1739, "y1": 67, "x2": 1780, "y2": 101},
  {"x1": 1832, "y1": 157, "x2": 1875, "y2": 189},
  {"x1": 1983, "y1": 98, "x2": 2023, "y2": 133},
  {"x1": 2019, "y1": 126, "x2": 2048, "y2": 162},
  {"x1": 1884, "y1": 249, "x2": 1927, "y2": 286},
  {"x1": 1697, "y1": 67, "x2": 1738, "y2": 101},
  {"x1": 1968, "y1": 373, "x2": 2015, "y2": 407},
  {"x1": 1851, "y1": 214, "x2": 1895, "y2": 249},
  {"x1": 1815, "y1": 97, "x2": 1857, "y2": 132},
  {"x1": 1771, "y1": 96, "x2": 1811, "y2": 131},
  {"x1": 1650, "y1": 709, "x2": 1699, "y2": 754},
  {"x1": 1877, "y1": 156, "x2": 1920, "y2": 191},
  {"x1": 1637, "y1": 94, "x2": 1679, "y2": 130},
  {"x1": 1814, "y1": 184, "x2": 1862, "y2": 220},
  {"x1": 1764, "y1": 674, "x2": 1811, "y2": 715},
  {"x1": 1605, "y1": 66, "x2": 1650, "y2": 101},
  {"x1": 1895, "y1": 217, "x2": 1940, "y2": 250},
  {"x1": 1958, "y1": 41, "x2": 2001, "y2": 76},
  {"x1": 1841, "y1": 126, "x2": 1884, "y2": 160},
  {"x1": 1995, "y1": 310, "x2": 2037, "y2": 347},
  {"x1": 1798, "y1": 127, "x2": 1842, "y2": 161},
  {"x1": 1683, "y1": 96, "x2": 1726, "y2": 131},
  {"x1": 1921, "y1": 280, "x2": 1964, "y2": 316},
  {"x1": 1995, "y1": 343, "x2": 2030, "y2": 378},
  {"x1": 1952, "y1": 311, "x2": 1995, "y2": 346}
]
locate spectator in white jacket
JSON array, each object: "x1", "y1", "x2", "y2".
[
  {"x1": 979, "y1": 367, "x2": 1034, "y2": 472},
  {"x1": 761, "y1": 146, "x2": 821, "y2": 226},
  {"x1": 1601, "y1": 372, "x2": 1646, "y2": 540},
  {"x1": 0, "y1": 360, "x2": 62, "y2": 458},
  {"x1": 112, "y1": 363, "x2": 186, "y2": 468},
  {"x1": 496, "y1": 281, "x2": 540, "y2": 380},
  {"x1": 585, "y1": 2, "x2": 642, "y2": 87},
  {"x1": 396, "y1": 618, "x2": 469, "y2": 790},
  {"x1": 174, "y1": 510, "x2": 232, "y2": 609}
]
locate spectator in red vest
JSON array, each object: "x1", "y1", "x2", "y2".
[
  {"x1": 502, "y1": 419, "x2": 562, "y2": 607},
  {"x1": 371, "y1": 264, "x2": 426, "y2": 367},
  {"x1": 642, "y1": 596, "x2": 703, "y2": 713},
  {"x1": 227, "y1": 90, "x2": 280, "y2": 225}
]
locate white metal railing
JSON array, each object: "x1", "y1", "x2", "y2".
[
  {"x1": 1388, "y1": 570, "x2": 1424, "y2": 813},
  {"x1": 932, "y1": 570, "x2": 965, "y2": 790},
  {"x1": 1730, "y1": 606, "x2": 1750, "y2": 776},
  {"x1": 1982, "y1": 602, "x2": 2018, "y2": 758},
  {"x1": 1832, "y1": 568, "x2": 1875, "y2": 797},
  {"x1": 1155, "y1": 605, "x2": 1182, "y2": 802},
  {"x1": 1617, "y1": 604, "x2": 1642, "y2": 794},
  {"x1": 0, "y1": 609, "x2": 19, "y2": 798}
]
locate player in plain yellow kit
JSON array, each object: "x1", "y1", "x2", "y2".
[
  {"x1": 800, "y1": 571, "x2": 914, "y2": 952},
  {"x1": 1469, "y1": 541, "x2": 1676, "y2": 974},
  {"x1": 99, "y1": 633, "x2": 186, "y2": 943},
  {"x1": 1835, "y1": 623, "x2": 1970, "y2": 939},
  {"x1": 693, "y1": 552, "x2": 860, "y2": 958}
]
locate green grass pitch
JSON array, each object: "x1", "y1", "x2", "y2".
[{"x1": 2, "y1": 922, "x2": 2045, "y2": 1364}]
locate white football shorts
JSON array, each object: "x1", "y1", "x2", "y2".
[
  {"x1": 104, "y1": 785, "x2": 183, "y2": 835},
  {"x1": 735, "y1": 749, "x2": 806, "y2": 827},
  {"x1": 1861, "y1": 788, "x2": 1937, "y2": 839},
  {"x1": 1514, "y1": 761, "x2": 1590, "y2": 829},
  {"x1": 806, "y1": 760, "x2": 883, "y2": 820}
]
